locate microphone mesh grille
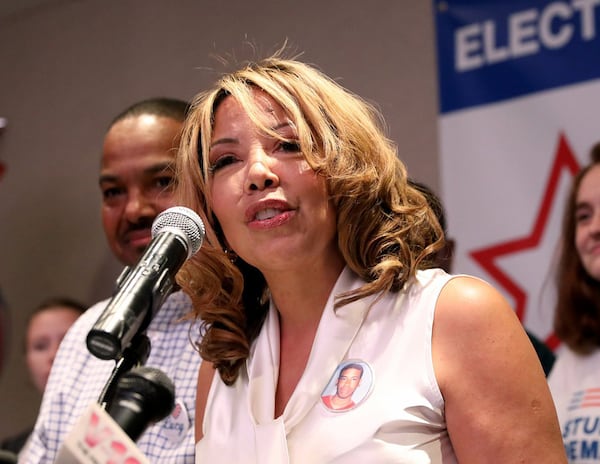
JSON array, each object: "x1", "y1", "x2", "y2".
[{"x1": 151, "y1": 206, "x2": 205, "y2": 256}]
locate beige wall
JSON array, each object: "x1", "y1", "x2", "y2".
[{"x1": 0, "y1": 0, "x2": 439, "y2": 440}]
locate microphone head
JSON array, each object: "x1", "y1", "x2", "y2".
[
  {"x1": 0, "y1": 450, "x2": 17, "y2": 464},
  {"x1": 120, "y1": 366, "x2": 175, "y2": 421},
  {"x1": 107, "y1": 366, "x2": 176, "y2": 441},
  {"x1": 151, "y1": 206, "x2": 205, "y2": 259}
]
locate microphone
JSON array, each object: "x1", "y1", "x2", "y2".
[
  {"x1": 54, "y1": 367, "x2": 175, "y2": 463},
  {"x1": 0, "y1": 450, "x2": 17, "y2": 464},
  {"x1": 106, "y1": 366, "x2": 175, "y2": 442},
  {"x1": 87, "y1": 206, "x2": 205, "y2": 360}
]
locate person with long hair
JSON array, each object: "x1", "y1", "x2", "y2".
[
  {"x1": 176, "y1": 55, "x2": 565, "y2": 463},
  {"x1": 549, "y1": 149, "x2": 600, "y2": 462}
]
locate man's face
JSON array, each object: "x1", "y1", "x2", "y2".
[
  {"x1": 335, "y1": 367, "x2": 362, "y2": 399},
  {"x1": 99, "y1": 114, "x2": 182, "y2": 266}
]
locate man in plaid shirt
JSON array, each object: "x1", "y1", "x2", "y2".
[{"x1": 21, "y1": 98, "x2": 201, "y2": 463}]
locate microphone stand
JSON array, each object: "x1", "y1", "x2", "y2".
[{"x1": 98, "y1": 332, "x2": 151, "y2": 409}]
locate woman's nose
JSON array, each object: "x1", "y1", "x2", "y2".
[
  {"x1": 590, "y1": 211, "x2": 600, "y2": 235},
  {"x1": 245, "y1": 156, "x2": 279, "y2": 192}
]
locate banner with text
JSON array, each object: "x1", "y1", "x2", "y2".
[{"x1": 433, "y1": 0, "x2": 600, "y2": 348}]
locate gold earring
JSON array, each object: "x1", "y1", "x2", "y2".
[{"x1": 224, "y1": 247, "x2": 238, "y2": 263}]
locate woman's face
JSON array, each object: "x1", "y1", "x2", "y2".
[
  {"x1": 26, "y1": 306, "x2": 81, "y2": 392},
  {"x1": 575, "y1": 164, "x2": 600, "y2": 281},
  {"x1": 207, "y1": 89, "x2": 341, "y2": 276}
]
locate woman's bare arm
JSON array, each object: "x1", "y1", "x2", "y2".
[{"x1": 433, "y1": 276, "x2": 566, "y2": 463}]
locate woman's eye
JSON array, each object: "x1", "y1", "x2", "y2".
[
  {"x1": 155, "y1": 176, "x2": 174, "y2": 189},
  {"x1": 209, "y1": 155, "x2": 238, "y2": 173},
  {"x1": 576, "y1": 210, "x2": 591, "y2": 223},
  {"x1": 279, "y1": 140, "x2": 301, "y2": 153},
  {"x1": 32, "y1": 340, "x2": 50, "y2": 352}
]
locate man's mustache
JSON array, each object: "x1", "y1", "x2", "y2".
[{"x1": 123, "y1": 218, "x2": 154, "y2": 233}]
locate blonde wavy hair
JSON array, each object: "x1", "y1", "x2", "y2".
[{"x1": 175, "y1": 55, "x2": 443, "y2": 385}]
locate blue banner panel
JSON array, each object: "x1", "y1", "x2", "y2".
[{"x1": 434, "y1": 0, "x2": 600, "y2": 114}]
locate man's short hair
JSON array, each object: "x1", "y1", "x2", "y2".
[
  {"x1": 340, "y1": 362, "x2": 364, "y2": 378},
  {"x1": 109, "y1": 97, "x2": 190, "y2": 128}
]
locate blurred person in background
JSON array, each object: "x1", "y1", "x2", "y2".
[
  {"x1": 0, "y1": 297, "x2": 85, "y2": 456},
  {"x1": 548, "y1": 147, "x2": 600, "y2": 462}
]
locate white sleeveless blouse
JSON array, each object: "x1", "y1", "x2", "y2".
[{"x1": 196, "y1": 267, "x2": 458, "y2": 463}]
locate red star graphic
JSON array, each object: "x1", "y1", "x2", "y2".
[{"x1": 469, "y1": 133, "x2": 580, "y2": 350}]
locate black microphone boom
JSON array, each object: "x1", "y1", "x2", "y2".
[
  {"x1": 87, "y1": 206, "x2": 205, "y2": 360},
  {"x1": 98, "y1": 332, "x2": 152, "y2": 409}
]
